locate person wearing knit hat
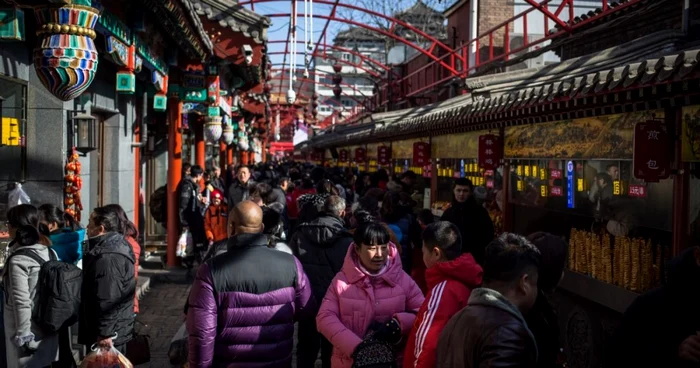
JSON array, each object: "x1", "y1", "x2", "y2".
[{"x1": 204, "y1": 189, "x2": 228, "y2": 247}]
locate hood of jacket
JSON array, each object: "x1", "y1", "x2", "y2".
[
  {"x1": 297, "y1": 214, "x2": 351, "y2": 248},
  {"x1": 49, "y1": 228, "x2": 86, "y2": 246},
  {"x1": 426, "y1": 253, "x2": 483, "y2": 290},
  {"x1": 226, "y1": 232, "x2": 270, "y2": 251},
  {"x1": 341, "y1": 240, "x2": 403, "y2": 285},
  {"x1": 87, "y1": 232, "x2": 135, "y2": 263}
]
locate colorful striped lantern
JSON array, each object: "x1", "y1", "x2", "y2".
[
  {"x1": 222, "y1": 124, "x2": 234, "y2": 145},
  {"x1": 204, "y1": 116, "x2": 223, "y2": 143},
  {"x1": 33, "y1": 3, "x2": 101, "y2": 101}
]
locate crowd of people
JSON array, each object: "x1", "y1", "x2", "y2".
[
  {"x1": 3, "y1": 159, "x2": 700, "y2": 368},
  {"x1": 2, "y1": 203, "x2": 140, "y2": 367}
]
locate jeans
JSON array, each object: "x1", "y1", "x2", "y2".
[{"x1": 297, "y1": 318, "x2": 332, "y2": 368}]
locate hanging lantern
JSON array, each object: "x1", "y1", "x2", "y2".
[
  {"x1": 33, "y1": 3, "x2": 101, "y2": 101},
  {"x1": 303, "y1": 107, "x2": 309, "y2": 113},
  {"x1": 332, "y1": 63, "x2": 342, "y2": 73},
  {"x1": 333, "y1": 86, "x2": 342, "y2": 98},
  {"x1": 264, "y1": 83, "x2": 272, "y2": 93},
  {"x1": 312, "y1": 101, "x2": 318, "y2": 108},
  {"x1": 312, "y1": 108, "x2": 318, "y2": 117},
  {"x1": 222, "y1": 124, "x2": 234, "y2": 145},
  {"x1": 204, "y1": 116, "x2": 223, "y2": 143},
  {"x1": 312, "y1": 93, "x2": 318, "y2": 100},
  {"x1": 332, "y1": 74, "x2": 343, "y2": 85}
]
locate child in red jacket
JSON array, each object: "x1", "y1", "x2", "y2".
[{"x1": 405, "y1": 221, "x2": 484, "y2": 368}]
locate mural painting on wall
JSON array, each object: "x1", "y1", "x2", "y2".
[
  {"x1": 431, "y1": 131, "x2": 481, "y2": 158},
  {"x1": 505, "y1": 111, "x2": 663, "y2": 159},
  {"x1": 682, "y1": 105, "x2": 700, "y2": 162}
]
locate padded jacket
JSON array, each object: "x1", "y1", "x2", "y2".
[
  {"x1": 204, "y1": 204, "x2": 229, "y2": 243},
  {"x1": 436, "y1": 287, "x2": 538, "y2": 368},
  {"x1": 187, "y1": 233, "x2": 315, "y2": 368},
  {"x1": 316, "y1": 243, "x2": 424, "y2": 368}
]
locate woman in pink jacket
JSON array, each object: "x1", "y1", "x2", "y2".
[{"x1": 317, "y1": 223, "x2": 424, "y2": 368}]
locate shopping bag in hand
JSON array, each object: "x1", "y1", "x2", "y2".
[
  {"x1": 177, "y1": 230, "x2": 192, "y2": 257},
  {"x1": 79, "y1": 346, "x2": 133, "y2": 368}
]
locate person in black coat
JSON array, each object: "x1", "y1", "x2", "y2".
[
  {"x1": 227, "y1": 166, "x2": 255, "y2": 208},
  {"x1": 80, "y1": 206, "x2": 136, "y2": 354},
  {"x1": 606, "y1": 246, "x2": 700, "y2": 368},
  {"x1": 526, "y1": 232, "x2": 569, "y2": 368},
  {"x1": 440, "y1": 178, "x2": 495, "y2": 265},
  {"x1": 177, "y1": 165, "x2": 205, "y2": 246},
  {"x1": 289, "y1": 195, "x2": 353, "y2": 368}
]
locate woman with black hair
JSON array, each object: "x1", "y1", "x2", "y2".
[
  {"x1": 102, "y1": 204, "x2": 141, "y2": 315},
  {"x1": 38, "y1": 204, "x2": 86, "y2": 268},
  {"x1": 3, "y1": 204, "x2": 59, "y2": 368},
  {"x1": 79, "y1": 206, "x2": 136, "y2": 356},
  {"x1": 317, "y1": 223, "x2": 424, "y2": 368}
]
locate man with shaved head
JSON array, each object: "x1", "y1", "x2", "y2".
[{"x1": 187, "y1": 201, "x2": 315, "y2": 367}]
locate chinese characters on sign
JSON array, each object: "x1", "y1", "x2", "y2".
[
  {"x1": 378, "y1": 146, "x2": 391, "y2": 166},
  {"x1": 413, "y1": 142, "x2": 431, "y2": 166},
  {"x1": 567, "y1": 161, "x2": 576, "y2": 209},
  {"x1": 628, "y1": 184, "x2": 648, "y2": 198},
  {"x1": 354, "y1": 148, "x2": 366, "y2": 163},
  {"x1": 339, "y1": 149, "x2": 349, "y2": 163},
  {"x1": 478, "y1": 134, "x2": 503, "y2": 170},
  {"x1": 550, "y1": 186, "x2": 563, "y2": 197},
  {"x1": 633, "y1": 121, "x2": 671, "y2": 182},
  {"x1": 550, "y1": 169, "x2": 563, "y2": 179}
]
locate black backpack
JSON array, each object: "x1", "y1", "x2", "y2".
[{"x1": 8, "y1": 248, "x2": 82, "y2": 333}]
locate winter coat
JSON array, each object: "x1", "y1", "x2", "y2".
[
  {"x1": 405, "y1": 254, "x2": 483, "y2": 368},
  {"x1": 187, "y1": 233, "x2": 315, "y2": 368},
  {"x1": 226, "y1": 179, "x2": 255, "y2": 208},
  {"x1": 178, "y1": 179, "x2": 205, "y2": 243},
  {"x1": 79, "y1": 232, "x2": 136, "y2": 347},
  {"x1": 204, "y1": 204, "x2": 229, "y2": 243},
  {"x1": 3, "y1": 244, "x2": 59, "y2": 368},
  {"x1": 316, "y1": 242, "x2": 424, "y2": 368},
  {"x1": 126, "y1": 236, "x2": 141, "y2": 315},
  {"x1": 440, "y1": 199, "x2": 495, "y2": 265},
  {"x1": 436, "y1": 288, "x2": 538, "y2": 368},
  {"x1": 289, "y1": 214, "x2": 353, "y2": 304},
  {"x1": 48, "y1": 228, "x2": 85, "y2": 265},
  {"x1": 606, "y1": 247, "x2": 700, "y2": 368},
  {"x1": 526, "y1": 290, "x2": 563, "y2": 368},
  {"x1": 269, "y1": 187, "x2": 287, "y2": 208}
]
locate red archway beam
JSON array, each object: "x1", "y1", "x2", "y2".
[
  {"x1": 270, "y1": 76, "x2": 366, "y2": 104},
  {"x1": 268, "y1": 40, "x2": 392, "y2": 74},
  {"x1": 270, "y1": 68, "x2": 372, "y2": 99},
  {"x1": 258, "y1": 10, "x2": 462, "y2": 74}
]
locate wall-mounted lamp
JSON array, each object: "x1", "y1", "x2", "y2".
[
  {"x1": 68, "y1": 110, "x2": 97, "y2": 155},
  {"x1": 242, "y1": 44, "x2": 253, "y2": 65}
]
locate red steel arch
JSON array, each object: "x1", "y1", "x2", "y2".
[
  {"x1": 267, "y1": 53, "x2": 383, "y2": 79},
  {"x1": 270, "y1": 76, "x2": 367, "y2": 104},
  {"x1": 267, "y1": 40, "x2": 391, "y2": 74},
  {"x1": 270, "y1": 68, "x2": 372, "y2": 99}
]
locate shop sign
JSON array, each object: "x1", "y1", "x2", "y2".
[
  {"x1": 478, "y1": 134, "x2": 502, "y2": 170},
  {"x1": 423, "y1": 164, "x2": 432, "y2": 178},
  {"x1": 551, "y1": 186, "x2": 563, "y2": 196},
  {"x1": 550, "y1": 169, "x2": 563, "y2": 179},
  {"x1": 339, "y1": 149, "x2": 349, "y2": 162},
  {"x1": 404, "y1": 160, "x2": 409, "y2": 173},
  {"x1": 355, "y1": 148, "x2": 367, "y2": 163},
  {"x1": 566, "y1": 161, "x2": 575, "y2": 209},
  {"x1": 539, "y1": 168, "x2": 547, "y2": 180},
  {"x1": 486, "y1": 179, "x2": 494, "y2": 189},
  {"x1": 628, "y1": 185, "x2": 648, "y2": 198},
  {"x1": 460, "y1": 160, "x2": 465, "y2": 178},
  {"x1": 540, "y1": 185, "x2": 549, "y2": 197},
  {"x1": 378, "y1": 146, "x2": 391, "y2": 166},
  {"x1": 633, "y1": 121, "x2": 671, "y2": 182},
  {"x1": 413, "y1": 142, "x2": 431, "y2": 166}
]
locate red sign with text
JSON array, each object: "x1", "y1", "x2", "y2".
[
  {"x1": 550, "y1": 170, "x2": 563, "y2": 179},
  {"x1": 355, "y1": 148, "x2": 367, "y2": 163},
  {"x1": 378, "y1": 146, "x2": 391, "y2": 166},
  {"x1": 478, "y1": 134, "x2": 503, "y2": 170},
  {"x1": 339, "y1": 149, "x2": 349, "y2": 162},
  {"x1": 550, "y1": 186, "x2": 564, "y2": 196},
  {"x1": 633, "y1": 121, "x2": 671, "y2": 182},
  {"x1": 628, "y1": 185, "x2": 648, "y2": 198},
  {"x1": 413, "y1": 142, "x2": 431, "y2": 166}
]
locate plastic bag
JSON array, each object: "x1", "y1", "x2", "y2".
[
  {"x1": 79, "y1": 346, "x2": 133, "y2": 368},
  {"x1": 177, "y1": 230, "x2": 193, "y2": 257},
  {"x1": 7, "y1": 183, "x2": 30, "y2": 210}
]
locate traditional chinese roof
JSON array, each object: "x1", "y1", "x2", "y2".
[
  {"x1": 141, "y1": 0, "x2": 215, "y2": 60},
  {"x1": 334, "y1": 27, "x2": 384, "y2": 43},
  {"x1": 303, "y1": 30, "x2": 700, "y2": 148},
  {"x1": 192, "y1": 0, "x2": 271, "y2": 44}
]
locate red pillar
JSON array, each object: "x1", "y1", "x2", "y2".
[
  {"x1": 195, "y1": 118, "x2": 205, "y2": 168},
  {"x1": 219, "y1": 142, "x2": 227, "y2": 171},
  {"x1": 241, "y1": 151, "x2": 249, "y2": 166},
  {"x1": 166, "y1": 100, "x2": 183, "y2": 267},
  {"x1": 227, "y1": 146, "x2": 234, "y2": 166}
]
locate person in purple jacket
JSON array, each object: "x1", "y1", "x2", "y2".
[{"x1": 187, "y1": 200, "x2": 315, "y2": 368}]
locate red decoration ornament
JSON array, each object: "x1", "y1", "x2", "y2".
[
  {"x1": 312, "y1": 108, "x2": 318, "y2": 117},
  {"x1": 332, "y1": 74, "x2": 343, "y2": 85},
  {"x1": 332, "y1": 63, "x2": 342, "y2": 73},
  {"x1": 355, "y1": 147, "x2": 367, "y2": 163},
  {"x1": 264, "y1": 83, "x2": 272, "y2": 93},
  {"x1": 633, "y1": 120, "x2": 671, "y2": 182},
  {"x1": 333, "y1": 86, "x2": 342, "y2": 98},
  {"x1": 412, "y1": 142, "x2": 431, "y2": 166},
  {"x1": 378, "y1": 146, "x2": 391, "y2": 166},
  {"x1": 64, "y1": 148, "x2": 83, "y2": 222},
  {"x1": 339, "y1": 149, "x2": 349, "y2": 162}
]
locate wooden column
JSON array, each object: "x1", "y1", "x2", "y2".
[
  {"x1": 219, "y1": 142, "x2": 227, "y2": 171},
  {"x1": 227, "y1": 146, "x2": 234, "y2": 166},
  {"x1": 670, "y1": 106, "x2": 689, "y2": 256},
  {"x1": 241, "y1": 151, "x2": 249, "y2": 166},
  {"x1": 166, "y1": 99, "x2": 183, "y2": 267},
  {"x1": 194, "y1": 118, "x2": 205, "y2": 168}
]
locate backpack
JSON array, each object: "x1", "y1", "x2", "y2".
[{"x1": 8, "y1": 248, "x2": 82, "y2": 333}]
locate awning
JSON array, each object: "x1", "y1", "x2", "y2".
[{"x1": 269, "y1": 142, "x2": 294, "y2": 154}]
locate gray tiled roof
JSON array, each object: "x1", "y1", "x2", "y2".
[
  {"x1": 192, "y1": 0, "x2": 271, "y2": 44},
  {"x1": 303, "y1": 30, "x2": 700, "y2": 149}
]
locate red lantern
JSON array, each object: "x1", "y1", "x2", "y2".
[
  {"x1": 312, "y1": 108, "x2": 318, "y2": 117},
  {"x1": 333, "y1": 86, "x2": 342, "y2": 98},
  {"x1": 332, "y1": 74, "x2": 343, "y2": 85},
  {"x1": 312, "y1": 93, "x2": 318, "y2": 100},
  {"x1": 332, "y1": 63, "x2": 342, "y2": 73},
  {"x1": 312, "y1": 101, "x2": 318, "y2": 108},
  {"x1": 263, "y1": 83, "x2": 272, "y2": 93}
]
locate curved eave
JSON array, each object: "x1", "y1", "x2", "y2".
[{"x1": 192, "y1": 0, "x2": 271, "y2": 44}]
